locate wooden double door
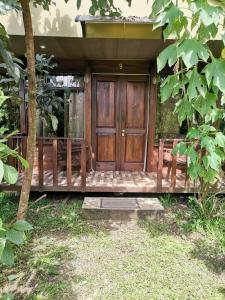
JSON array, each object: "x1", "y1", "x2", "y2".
[{"x1": 92, "y1": 75, "x2": 149, "y2": 171}]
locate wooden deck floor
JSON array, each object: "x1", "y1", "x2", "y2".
[{"x1": 1, "y1": 170, "x2": 196, "y2": 193}]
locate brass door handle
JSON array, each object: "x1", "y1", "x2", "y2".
[{"x1": 122, "y1": 129, "x2": 125, "y2": 137}]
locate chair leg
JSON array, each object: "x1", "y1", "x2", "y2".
[{"x1": 167, "y1": 164, "x2": 171, "y2": 180}]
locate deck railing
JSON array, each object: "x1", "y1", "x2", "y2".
[
  {"x1": 3, "y1": 136, "x2": 190, "y2": 193},
  {"x1": 5, "y1": 136, "x2": 89, "y2": 191},
  {"x1": 157, "y1": 138, "x2": 188, "y2": 192}
]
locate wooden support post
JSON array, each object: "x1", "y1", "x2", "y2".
[
  {"x1": 171, "y1": 140, "x2": 178, "y2": 192},
  {"x1": 81, "y1": 143, "x2": 86, "y2": 192},
  {"x1": 157, "y1": 139, "x2": 164, "y2": 192},
  {"x1": 67, "y1": 139, "x2": 72, "y2": 186},
  {"x1": 147, "y1": 65, "x2": 157, "y2": 172},
  {"x1": 53, "y1": 139, "x2": 58, "y2": 186},
  {"x1": 84, "y1": 64, "x2": 92, "y2": 171},
  {"x1": 38, "y1": 138, "x2": 43, "y2": 187}
]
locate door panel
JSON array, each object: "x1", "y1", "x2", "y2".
[
  {"x1": 121, "y1": 76, "x2": 148, "y2": 171},
  {"x1": 125, "y1": 135, "x2": 145, "y2": 162},
  {"x1": 93, "y1": 76, "x2": 120, "y2": 171},
  {"x1": 96, "y1": 81, "x2": 115, "y2": 127},
  {"x1": 97, "y1": 135, "x2": 116, "y2": 162},
  {"x1": 126, "y1": 82, "x2": 145, "y2": 128}
]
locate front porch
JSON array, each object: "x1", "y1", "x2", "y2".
[
  {"x1": 1, "y1": 136, "x2": 197, "y2": 193},
  {"x1": 13, "y1": 170, "x2": 191, "y2": 193}
]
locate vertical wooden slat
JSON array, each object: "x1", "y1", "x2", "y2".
[
  {"x1": 67, "y1": 139, "x2": 72, "y2": 186},
  {"x1": 52, "y1": 139, "x2": 58, "y2": 186},
  {"x1": 185, "y1": 155, "x2": 190, "y2": 188},
  {"x1": 81, "y1": 143, "x2": 86, "y2": 192},
  {"x1": 17, "y1": 137, "x2": 21, "y2": 173},
  {"x1": 38, "y1": 138, "x2": 43, "y2": 187},
  {"x1": 171, "y1": 140, "x2": 178, "y2": 192},
  {"x1": 7, "y1": 138, "x2": 14, "y2": 167},
  {"x1": 157, "y1": 139, "x2": 164, "y2": 192}
]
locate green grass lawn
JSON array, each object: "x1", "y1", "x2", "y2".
[{"x1": 0, "y1": 192, "x2": 225, "y2": 300}]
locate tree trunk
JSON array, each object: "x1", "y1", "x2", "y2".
[{"x1": 17, "y1": 0, "x2": 37, "y2": 220}]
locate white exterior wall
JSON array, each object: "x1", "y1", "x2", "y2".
[{"x1": 0, "y1": 0, "x2": 154, "y2": 37}]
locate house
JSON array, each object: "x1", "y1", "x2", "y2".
[{"x1": 0, "y1": 0, "x2": 223, "y2": 193}]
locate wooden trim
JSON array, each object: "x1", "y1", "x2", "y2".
[
  {"x1": 84, "y1": 65, "x2": 92, "y2": 147},
  {"x1": 81, "y1": 144, "x2": 87, "y2": 192},
  {"x1": 38, "y1": 138, "x2": 43, "y2": 187},
  {"x1": 170, "y1": 140, "x2": 178, "y2": 192},
  {"x1": 147, "y1": 65, "x2": 157, "y2": 172},
  {"x1": 66, "y1": 139, "x2": 72, "y2": 186},
  {"x1": 52, "y1": 139, "x2": 58, "y2": 186},
  {"x1": 157, "y1": 139, "x2": 164, "y2": 192},
  {"x1": 0, "y1": 183, "x2": 195, "y2": 193}
]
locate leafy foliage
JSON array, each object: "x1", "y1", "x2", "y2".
[
  {"x1": 35, "y1": 54, "x2": 63, "y2": 133},
  {"x1": 0, "y1": 90, "x2": 28, "y2": 186},
  {"x1": 151, "y1": 0, "x2": 225, "y2": 192},
  {"x1": 0, "y1": 218, "x2": 32, "y2": 266},
  {"x1": 0, "y1": 1, "x2": 24, "y2": 83}
]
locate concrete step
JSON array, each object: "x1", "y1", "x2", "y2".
[{"x1": 82, "y1": 197, "x2": 164, "y2": 220}]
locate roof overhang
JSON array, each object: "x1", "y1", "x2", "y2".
[{"x1": 75, "y1": 15, "x2": 162, "y2": 39}]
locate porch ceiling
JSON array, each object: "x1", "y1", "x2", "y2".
[
  {"x1": 8, "y1": 35, "x2": 223, "y2": 71},
  {"x1": 9, "y1": 35, "x2": 172, "y2": 62}
]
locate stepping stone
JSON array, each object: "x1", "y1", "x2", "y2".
[{"x1": 82, "y1": 197, "x2": 164, "y2": 220}]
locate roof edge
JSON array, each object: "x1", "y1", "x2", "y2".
[{"x1": 75, "y1": 15, "x2": 155, "y2": 24}]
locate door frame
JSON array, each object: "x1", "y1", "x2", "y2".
[
  {"x1": 84, "y1": 60, "x2": 158, "y2": 172},
  {"x1": 91, "y1": 73, "x2": 152, "y2": 171}
]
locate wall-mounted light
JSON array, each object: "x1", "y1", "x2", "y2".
[
  {"x1": 40, "y1": 45, "x2": 46, "y2": 49},
  {"x1": 152, "y1": 76, "x2": 157, "y2": 85},
  {"x1": 119, "y1": 63, "x2": 123, "y2": 70}
]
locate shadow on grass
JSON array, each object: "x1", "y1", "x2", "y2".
[
  {"x1": 190, "y1": 239, "x2": 225, "y2": 274},
  {"x1": 138, "y1": 203, "x2": 225, "y2": 276}
]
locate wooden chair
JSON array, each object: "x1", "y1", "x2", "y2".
[{"x1": 163, "y1": 145, "x2": 188, "y2": 182}]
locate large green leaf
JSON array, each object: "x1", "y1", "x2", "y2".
[
  {"x1": 17, "y1": 155, "x2": 29, "y2": 169},
  {"x1": 1, "y1": 243, "x2": 14, "y2": 266},
  {"x1": 174, "y1": 97, "x2": 194, "y2": 124},
  {"x1": 50, "y1": 114, "x2": 58, "y2": 131},
  {"x1": 208, "y1": 151, "x2": 222, "y2": 171},
  {"x1": 192, "y1": 1, "x2": 223, "y2": 27},
  {"x1": 157, "y1": 43, "x2": 177, "y2": 72},
  {"x1": 0, "y1": 237, "x2": 6, "y2": 258},
  {"x1": 0, "y1": 160, "x2": 4, "y2": 183},
  {"x1": 6, "y1": 229, "x2": 24, "y2": 245},
  {"x1": 177, "y1": 39, "x2": 209, "y2": 69},
  {"x1": 186, "y1": 68, "x2": 207, "y2": 99},
  {"x1": 150, "y1": 0, "x2": 171, "y2": 18},
  {"x1": 0, "y1": 40, "x2": 20, "y2": 82},
  {"x1": 153, "y1": 3, "x2": 184, "y2": 31},
  {"x1": 198, "y1": 23, "x2": 218, "y2": 42},
  {"x1": 203, "y1": 59, "x2": 225, "y2": 93},
  {"x1": 13, "y1": 220, "x2": 33, "y2": 232},
  {"x1": 193, "y1": 93, "x2": 216, "y2": 117},
  {"x1": 201, "y1": 135, "x2": 215, "y2": 153},
  {"x1": 160, "y1": 74, "x2": 181, "y2": 102},
  {"x1": 215, "y1": 132, "x2": 225, "y2": 148},
  {"x1": 3, "y1": 165, "x2": 18, "y2": 184}
]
